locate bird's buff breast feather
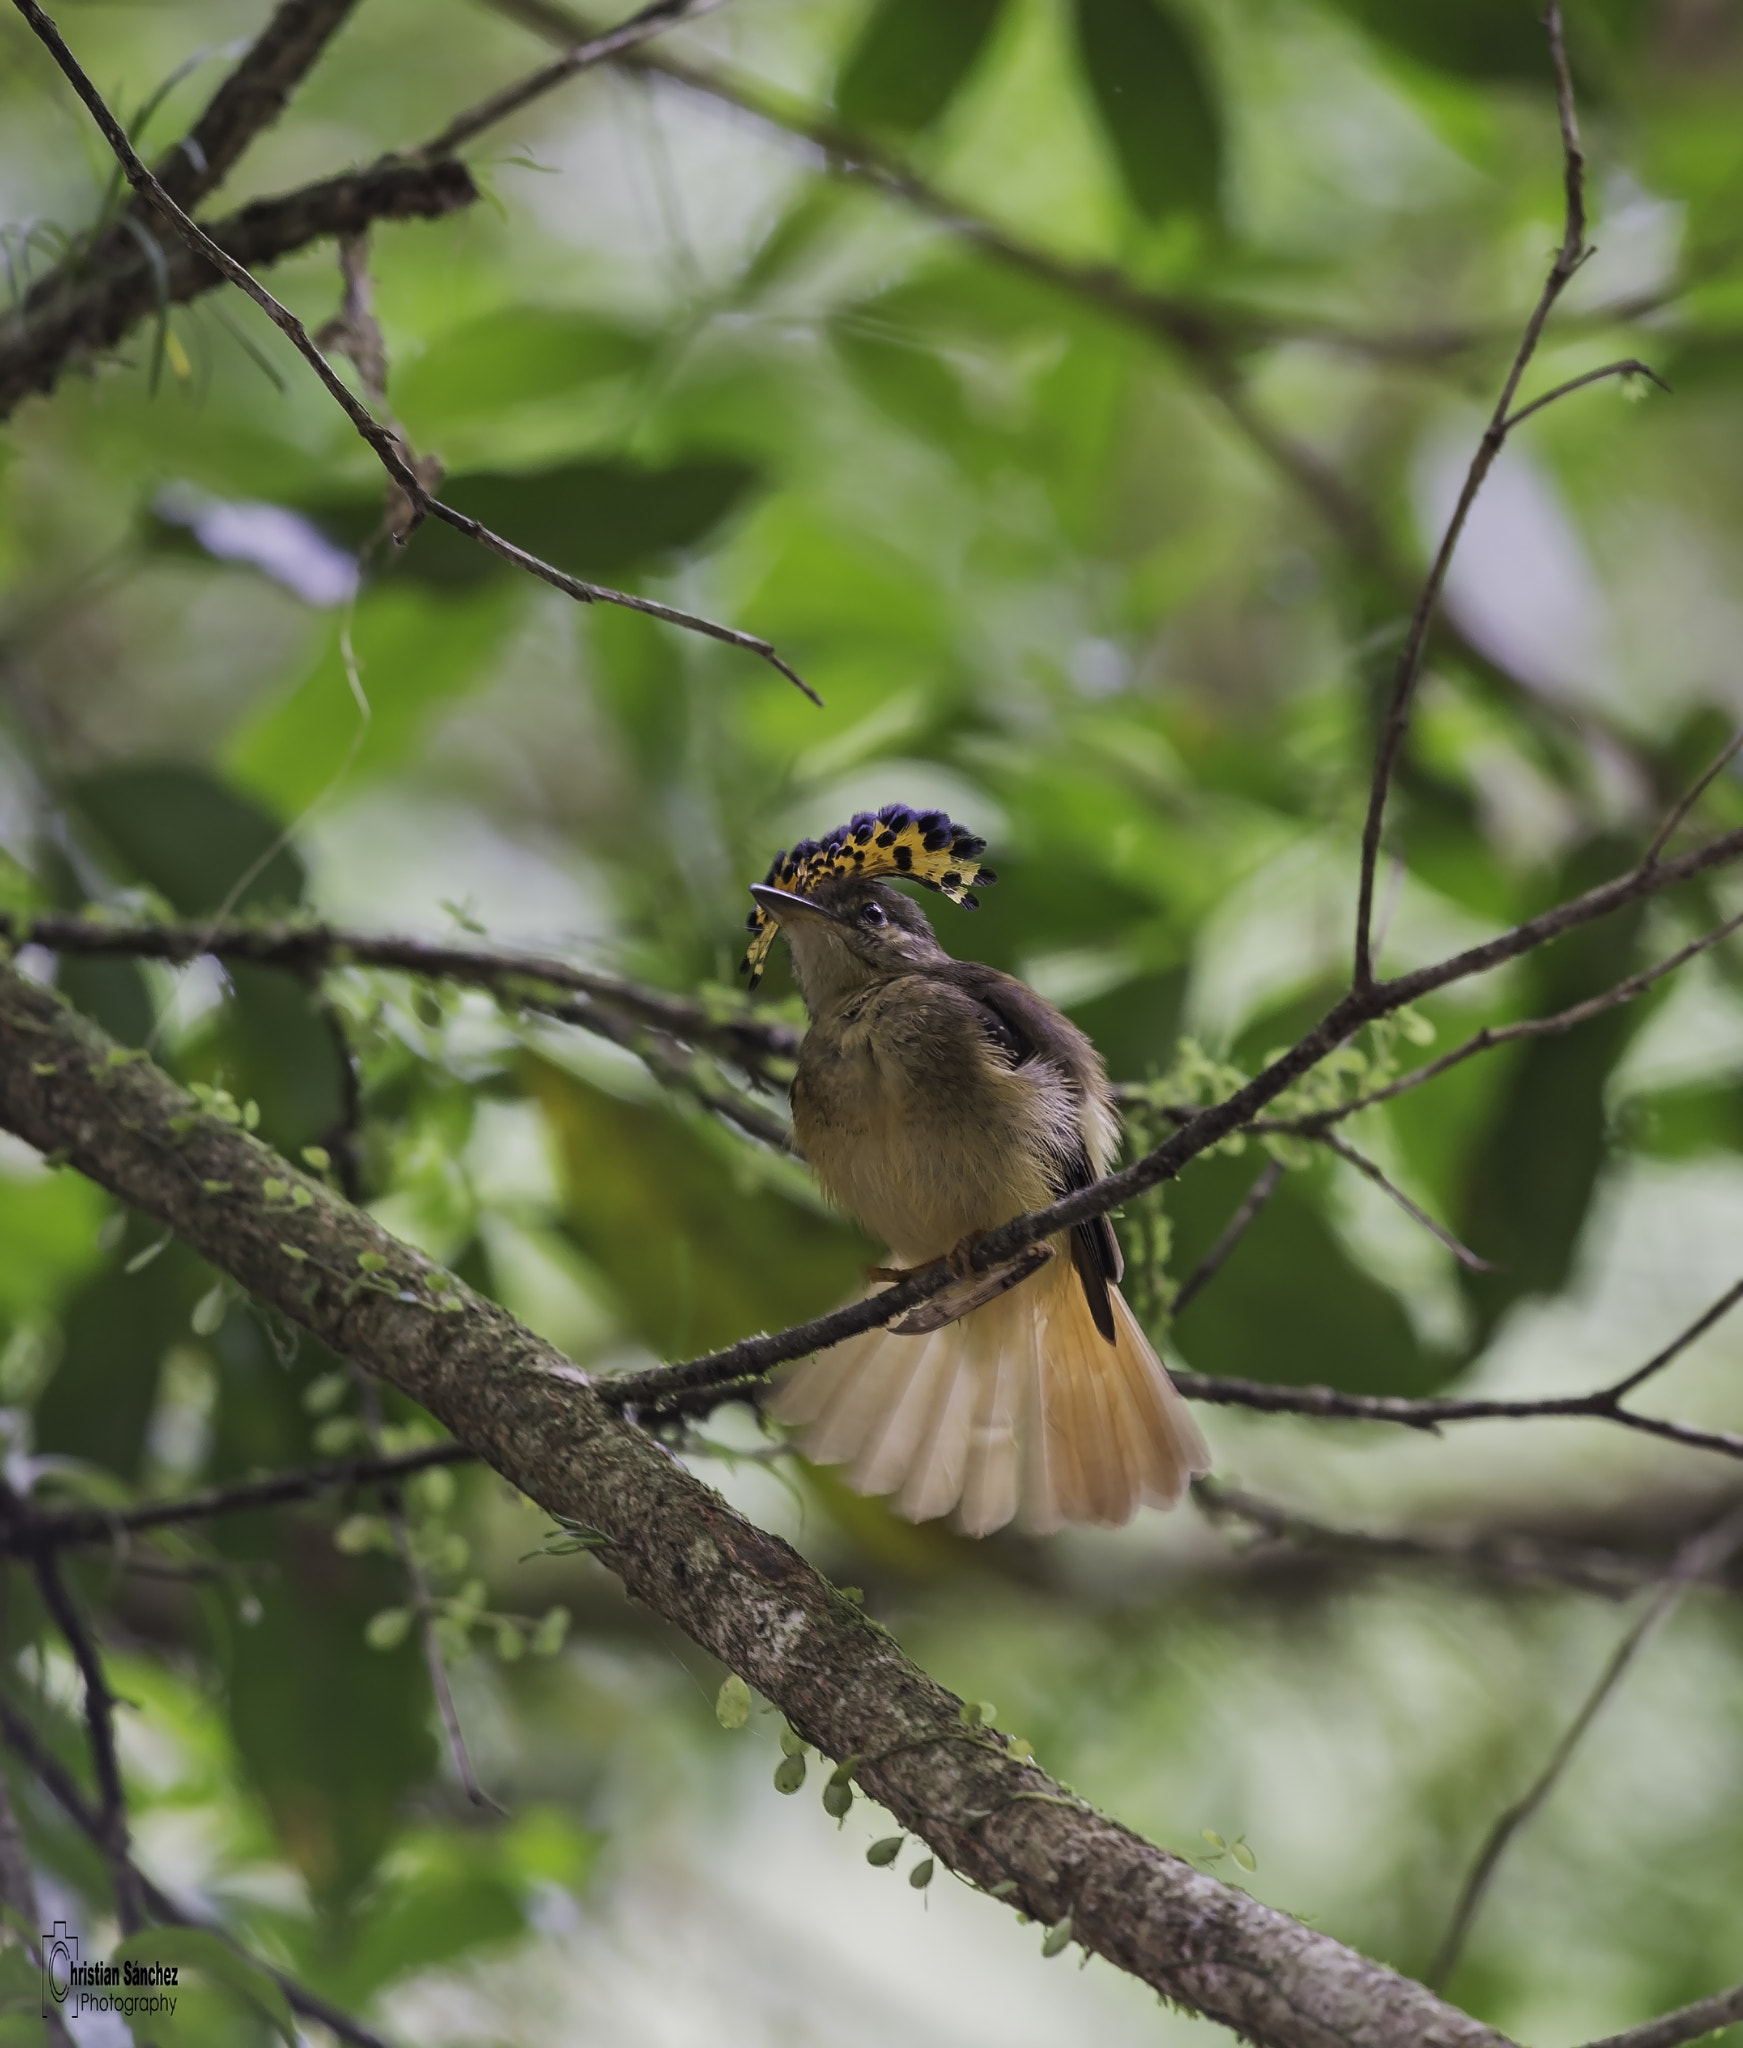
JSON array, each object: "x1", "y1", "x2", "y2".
[{"x1": 791, "y1": 975, "x2": 1070, "y2": 1258}]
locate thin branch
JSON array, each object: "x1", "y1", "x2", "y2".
[
  {"x1": 1499, "y1": 357, "x2": 1668, "y2": 434},
  {"x1": 10, "y1": 0, "x2": 822, "y2": 705},
  {"x1": 1318, "y1": 907, "x2": 1743, "y2": 1127},
  {"x1": 26, "y1": 1540, "x2": 144, "y2": 1932},
  {"x1": 3, "y1": 912, "x2": 800, "y2": 1075},
  {"x1": 418, "y1": 0, "x2": 724, "y2": 157},
  {"x1": 25, "y1": 1441, "x2": 474, "y2": 1547},
  {"x1": 0, "y1": 1692, "x2": 395, "y2": 2048},
  {"x1": 1310, "y1": 1130, "x2": 1495, "y2": 1272},
  {"x1": 1646, "y1": 728, "x2": 1743, "y2": 864},
  {"x1": 1576, "y1": 1982, "x2": 1743, "y2": 2048},
  {"x1": 1191, "y1": 1478, "x2": 1741, "y2": 1603},
  {"x1": 0, "y1": 160, "x2": 479, "y2": 419},
  {"x1": 0, "y1": 958, "x2": 1516, "y2": 2048},
  {"x1": 1173, "y1": 1159, "x2": 1284, "y2": 1317},
  {"x1": 1428, "y1": 1502, "x2": 1743, "y2": 1991},
  {"x1": 1351, "y1": 2, "x2": 1595, "y2": 989}
]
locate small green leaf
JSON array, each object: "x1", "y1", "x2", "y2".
[
  {"x1": 531, "y1": 1604, "x2": 570, "y2": 1655},
  {"x1": 779, "y1": 1725, "x2": 809, "y2": 1758},
  {"x1": 773, "y1": 1752, "x2": 807, "y2": 1794},
  {"x1": 823, "y1": 1777, "x2": 853, "y2": 1820},
  {"x1": 1041, "y1": 1915, "x2": 1073, "y2": 1958},
  {"x1": 260, "y1": 1178, "x2": 288, "y2": 1200},
  {"x1": 334, "y1": 1514, "x2": 386, "y2": 1556},
  {"x1": 364, "y1": 1607, "x2": 412, "y2": 1651},
  {"x1": 716, "y1": 1674, "x2": 752, "y2": 1728},
  {"x1": 866, "y1": 1835, "x2": 904, "y2": 1867},
  {"x1": 123, "y1": 1232, "x2": 170, "y2": 1274},
  {"x1": 190, "y1": 1281, "x2": 227, "y2": 1335},
  {"x1": 908, "y1": 1857, "x2": 935, "y2": 1889},
  {"x1": 357, "y1": 1251, "x2": 388, "y2": 1273},
  {"x1": 1202, "y1": 1829, "x2": 1226, "y2": 1851},
  {"x1": 496, "y1": 1622, "x2": 526, "y2": 1661},
  {"x1": 301, "y1": 1145, "x2": 331, "y2": 1170},
  {"x1": 1231, "y1": 1839, "x2": 1257, "y2": 1873},
  {"x1": 280, "y1": 1242, "x2": 307, "y2": 1261},
  {"x1": 302, "y1": 1370, "x2": 349, "y2": 1415}
]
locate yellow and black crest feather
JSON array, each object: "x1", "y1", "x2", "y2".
[{"x1": 741, "y1": 803, "x2": 997, "y2": 988}]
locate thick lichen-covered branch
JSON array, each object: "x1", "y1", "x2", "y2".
[{"x1": 0, "y1": 958, "x2": 1509, "y2": 2048}]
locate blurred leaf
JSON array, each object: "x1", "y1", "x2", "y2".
[
  {"x1": 1163, "y1": 1150, "x2": 1442, "y2": 1396},
  {"x1": 1071, "y1": 0, "x2": 1222, "y2": 223},
  {"x1": 394, "y1": 307, "x2": 654, "y2": 434},
  {"x1": 113, "y1": 1928, "x2": 295, "y2": 2045},
  {"x1": 298, "y1": 458, "x2": 760, "y2": 591},
  {"x1": 1455, "y1": 839, "x2": 1654, "y2": 1345},
  {"x1": 67, "y1": 764, "x2": 303, "y2": 916},
  {"x1": 1320, "y1": 0, "x2": 1649, "y2": 88},
  {"x1": 835, "y1": 0, "x2": 1008, "y2": 136},
  {"x1": 527, "y1": 1057, "x2": 870, "y2": 1358}
]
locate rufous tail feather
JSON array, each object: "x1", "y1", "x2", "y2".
[{"x1": 767, "y1": 1239, "x2": 1210, "y2": 1536}]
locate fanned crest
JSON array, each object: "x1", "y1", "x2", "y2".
[{"x1": 740, "y1": 802, "x2": 998, "y2": 989}]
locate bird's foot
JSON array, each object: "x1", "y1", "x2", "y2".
[{"x1": 868, "y1": 1234, "x2": 985, "y2": 1286}]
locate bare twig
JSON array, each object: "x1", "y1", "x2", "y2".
[
  {"x1": 24, "y1": 1441, "x2": 474, "y2": 1548},
  {"x1": 1576, "y1": 1981, "x2": 1743, "y2": 2048},
  {"x1": 1310, "y1": 1130, "x2": 1494, "y2": 1272},
  {"x1": 1173, "y1": 1159, "x2": 1284, "y2": 1317},
  {"x1": 1191, "y1": 1478, "x2": 1740, "y2": 1603},
  {"x1": 1319, "y1": 907, "x2": 1743, "y2": 1127},
  {"x1": 1352, "y1": 3, "x2": 1599, "y2": 989},
  {"x1": 11, "y1": 0, "x2": 822, "y2": 704},
  {"x1": 1646, "y1": 728, "x2": 1743, "y2": 864},
  {"x1": 0, "y1": 1692, "x2": 395, "y2": 2048},
  {"x1": 419, "y1": 0, "x2": 723, "y2": 157},
  {"x1": 26, "y1": 1541, "x2": 143, "y2": 1932},
  {"x1": 1428, "y1": 1502, "x2": 1743, "y2": 1990},
  {"x1": 1499, "y1": 357, "x2": 1668, "y2": 433}
]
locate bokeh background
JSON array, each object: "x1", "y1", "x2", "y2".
[{"x1": 3, "y1": 0, "x2": 1743, "y2": 2041}]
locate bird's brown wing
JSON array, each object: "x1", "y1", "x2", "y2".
[{"x1": 941, "y1": 963, "x2": 1121, "y2": 1344}]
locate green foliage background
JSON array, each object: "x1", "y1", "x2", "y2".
[{"x1": 2, "y1": 0, "x2": 1742, "y2": 2041}]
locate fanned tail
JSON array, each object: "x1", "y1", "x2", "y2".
[{"x1": 767, "y1": 1243, "x2": 1210, "y2": 1536}]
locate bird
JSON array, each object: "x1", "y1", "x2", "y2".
[{"x1": 740, "y1": 802, "x2": 1210, "y2": 1537}]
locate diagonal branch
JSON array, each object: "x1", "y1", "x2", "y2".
[
  {"x1": 23, "y1": 1440, "x2": 475, "y2": 1547},
  {"x1": 1575, "y1": 1981, "x2": 1743, "y2": 2048},
  {"x1": 11, "y1": 0, "x2": 822, "y2": 705},
  {"x1": 0, "y1": 159, "x2": 479, "y2": 419},
  {"x1": 1428, "y1": 1502, "x2": 1743, "y2": 1991},
  {"x1": 1352, "y1": 2, "x2": 1597, "y2": 989},
  {"x1": 23, "y1": 1533, "x2": 144, "y2": 1932},
  {"x1": 1173, "y1": 1159, "x2": 1284, "y2": 1317},
  {"x1": 0, "y1": 958, "x2": 1512, "y2": 2048},
  {"x1": 1315, "y1": 907, "x2": 1743, "y2": 1128},
  {"x1": 151, "y1": 0, "x2": 362, "y2": 212}
]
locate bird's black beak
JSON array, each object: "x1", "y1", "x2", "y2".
[{"x1": 750, "y1": 883, "x2": 843, "y2": 927}]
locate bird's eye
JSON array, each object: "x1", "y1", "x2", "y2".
[{"x1": 859, "y1": 902, "x2": 887, "y2": 927}]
